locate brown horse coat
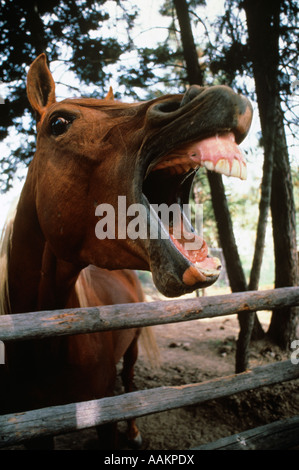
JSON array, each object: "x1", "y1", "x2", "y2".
[{"x1": 0, "y1": 54, "x2": 252, "y2": 448}]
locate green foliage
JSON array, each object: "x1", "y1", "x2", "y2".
[
  {"x1": 1, "y1": 0, "x2": 297, "y2": 201},
  {"x1": 0, "y1": 0, "x2": 138, "y2": 191},
  {"x1": 208, "y1": 0, "x2": 298, "y2": 103},
  {"x1": 120, "y1": 44, "x2": 186, "y2": 99}
]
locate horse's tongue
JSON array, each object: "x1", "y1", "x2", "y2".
[{"x1": 187, "y1": 132, "x2": 247, "y2": 180}]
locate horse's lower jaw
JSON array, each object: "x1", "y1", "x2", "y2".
[
  {"x1": 145, "y1": 206, "x2": 221, "y2": 297},
  {"x1": 138, "y1": 185, "x2": 221, "y2": 297},
  {"x1": 148, "y1": 237, "x2": 220, "y2": 298}
]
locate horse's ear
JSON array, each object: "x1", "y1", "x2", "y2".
[
  {"x1": 27, "y1": 53, "x2": 56, "y2": 121},
  {"x1": 105, "y1": 86, "x2": 114, "y2": 101}
]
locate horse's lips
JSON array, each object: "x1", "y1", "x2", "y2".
[
  {"x1": 188, "y1": 132, "x2": 247, "y2": 180},
  {"x1": 153, "y1": 132, "x2": 247, "y2": 180},
  {"x1": 182, "y1": 258, "x2": 221, "y2": 286},
  {"x1": 169, "y1": 231, "x2": 222, "y2": 283}
]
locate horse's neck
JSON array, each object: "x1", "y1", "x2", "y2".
[{"x1": 7, "y1": 187, "x2": 80, "y2": 314}]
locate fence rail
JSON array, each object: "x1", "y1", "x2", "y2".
[
  {"x1": 1, "y1": 286, "x2": 299, "y2": 449},
  {"x1": 1, "y1": 360, "x2": 298, "y2": 448},
  {"x1": 1, "y1": 287, "x2": 299, "y2": 342},
  {"x1": 193, "y1": 415, "x2": 299, "y2": 450}
]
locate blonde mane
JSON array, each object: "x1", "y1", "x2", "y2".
[{"x1": 0, "y1": 198, "x2": 18, "y2": 316}]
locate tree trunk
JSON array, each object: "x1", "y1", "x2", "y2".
[
  {"x1": 243, "y1": 0, "x2": 298, "y2": 349},
  {"x1": 173, "y1": 0, "x2": 204, "y2": 86},
  {"x1": 247, "y1": 106, "x2": 275, "y2": 341},
  {"x1": 207, "y1": 172, "x2": 254, "y2": 372},
  {"x1": 206, "y1": 174, "x2": 247, "y2": 291},
  {"x1": 268, "y1": 104, "x2": 298, "y2": 347},
  {"x1": 26, "y1": 2, "x2": 48, "y2": 56},
  {"x1": 173, "y1": 0, "x2": 261, "y2": 372}
]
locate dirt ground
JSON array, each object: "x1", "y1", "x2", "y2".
[{"x1": 5, "y1": 281, "x2": 299, "y2": 451}]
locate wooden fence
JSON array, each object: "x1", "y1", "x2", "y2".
[{"x1": 1, "y1": 286, "x2": 299, "y2": 449}]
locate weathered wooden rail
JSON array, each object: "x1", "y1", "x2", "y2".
[
  {"x1": 1, "y1": 360, "x2": 298, "y2": 447},
  {"x1": 0, "y1": 286, "x2": 299, "y2": 449},
  {"x1": 193, "y1": 415, "x2": 299, "y2": 450},
  {"x1": 1, "y1": 287, "x2": 298, "y2": 342}
]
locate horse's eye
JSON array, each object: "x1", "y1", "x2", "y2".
[{"x1": 50, "y1": 117, "x2": 71, "y2": 136}]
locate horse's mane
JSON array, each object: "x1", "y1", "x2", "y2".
[{"x1": 0, "y1": 198, "x2": 18, "y2": 316}]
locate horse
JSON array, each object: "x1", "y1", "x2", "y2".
[{"x1": 0, "y1": 54, "x2": 252, "y2": 449}]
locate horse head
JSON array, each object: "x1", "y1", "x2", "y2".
[{"x1": 26, "y1": 54, "x2": 252, "y2": 297}]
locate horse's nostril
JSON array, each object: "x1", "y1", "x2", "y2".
[
  {"x1": 147, "y1": 99, "x2": 182, "y2": 124},
  {"x1": 155, "y1": 101, "x2": 181, "y2": 114},
  {"x1": 180, "y1": 85, "x2": 205, "y2": 108}
]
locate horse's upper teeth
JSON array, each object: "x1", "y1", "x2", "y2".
[
  {"x1": 215, "y1": 158, "x2": 231, "y2": 177},
  {"x1": 203, "y1": 160, "x2": 214, "y2": 171},
  {"x1": 240, "y1": 162, "x2": 247, "y2": 180},
  {"x1": 202, "y1": 158, "x2": 247, "y2": 180}
]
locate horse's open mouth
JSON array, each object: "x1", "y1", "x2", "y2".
[{"x1": 141, "y1": 130, "x2": 247, "y2": 296}]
